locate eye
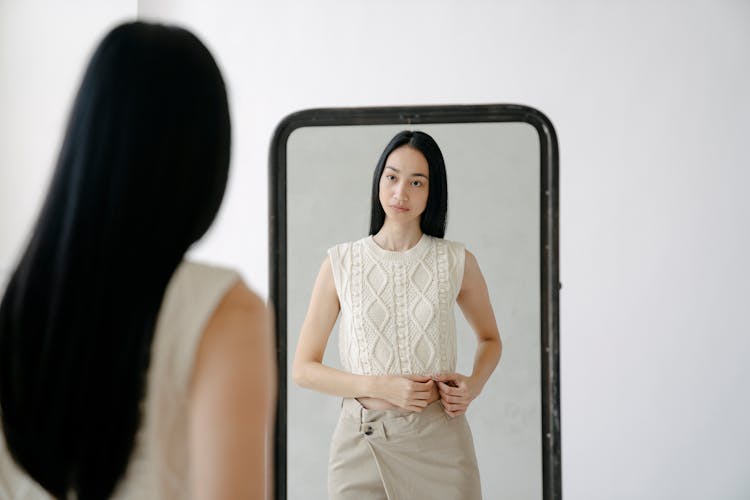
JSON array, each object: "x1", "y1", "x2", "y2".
[
  {"x1": 411, "y1": 179, "x2": 423, "y2": 187},
  {"x1": 385, "y1": 174, "x2": 396, "y2": 181}
]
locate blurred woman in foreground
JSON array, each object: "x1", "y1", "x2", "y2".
[{"x1": 0, "y1": 21, "x2": 275, "y2": 500}]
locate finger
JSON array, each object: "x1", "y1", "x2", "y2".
[
  {"x1": 440, "y1": 398, "x2": 467, "y2": 407},
  {"x1": 435, "y1": 376, "x2": 460, "y2": 388},
  {"x1": 410, "y1": 379, "x2": 434, "y2": 390},
  {"x1": 408, "y1": 375, "x2": 433, "y2": 382},
  {"x1": 444, "y1": 406, "x2": 466, "y2": 416},
  {"x1": 437, "y1": 382, "x2": 460, "y2": 395},
  {"x1": 442, "y1": 402, "x2": 458, "y2": 411},
  {"x1": 443, "y1": 401, "x2": 466, "y2": 411},
  {"x1": 440, "y1": 393, "x2": 464, "y2": 404},
  {"x1": 445, "y1": 389, "x2": 470, "y2": 401},
  {"x1": 413, "y1": 383, "x2": 435, "y2": 395}
]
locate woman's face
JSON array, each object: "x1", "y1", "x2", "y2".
[{"x1": 379, "y1": 145, "x2": 430, "y2": 223}]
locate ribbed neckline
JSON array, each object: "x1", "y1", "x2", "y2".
[{"x1": 364, "y1": 233, "x2": 431, "y2": 261}]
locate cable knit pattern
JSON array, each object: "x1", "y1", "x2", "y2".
[{"x1": 328, "y1": 234, "x2": 465, "y2": 376}]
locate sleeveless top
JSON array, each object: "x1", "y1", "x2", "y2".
[
  {"x1": 0, "y1": 260, "x2": 240, "y2": 500},
  {"x1": 328, "y1": 234, "x2": 465, "y2": 376}
]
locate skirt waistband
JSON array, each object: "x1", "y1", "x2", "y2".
[{"x1": 340, "y1": 397, "x2": 445, "y2": 423}]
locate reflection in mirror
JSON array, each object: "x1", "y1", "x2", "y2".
[{"x1": 272, "y1": 107, "x2": 560, "y2": 500}]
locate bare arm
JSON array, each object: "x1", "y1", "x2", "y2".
[
  {"x1": 435, "y1": 250, "x2": 502, "y2": 416},
  {"x1": 188, "y1": 280, "x2": 276, "y2": 500},
  {"x1": 292, "y1": 256, "x2": 435, "y2": 411},
  {"x1": 456, "y1": 250, "x2": 502, "y2": 390}
]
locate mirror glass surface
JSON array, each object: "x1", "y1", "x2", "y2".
[{"x1": 285, "y1": 121, "x2": 542, "y2": 499}]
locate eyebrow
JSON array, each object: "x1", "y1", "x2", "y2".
[{"x1": 385, "y1": 166, "x2": 428, "y2": 178}]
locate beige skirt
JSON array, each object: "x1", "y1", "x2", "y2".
[{"x1": 328, "y1": 398, "x2": 482, "y2": 500}]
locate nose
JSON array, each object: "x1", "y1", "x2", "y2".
[{"x1": 393, "y1": 181, "x2": 408, "y2": 201}]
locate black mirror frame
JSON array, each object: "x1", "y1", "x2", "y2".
[{"x1": 269, "y1": 104, "x2": 561, "y2": 500}]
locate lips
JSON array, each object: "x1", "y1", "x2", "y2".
[{"x1": 390, "y1": 205, "x2": 409, "y2": 212}]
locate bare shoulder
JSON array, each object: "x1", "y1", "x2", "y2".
[
  {"x1": 193, "y1": 279, "x2": 275, "y2": 386},
  {"x1": 459, "y1": 249, "x2": 485, "y2": 296},
  {"x1": 463, "y1": 249, "x2": 480, "y2": 278},
  {"x1": 320, "y1": 253, "x2": 332, "y2": 271},
  {"x1": 213, "y1": 279, "x2": 267, "y2": 321},
  {"x1": 322, "y1": 253, "x2": 336, "y2": 276},
  {"x1": 189, "y1": 279, "x2": 275, "y2": 498},
  {"x1": 464, "y1": 248, "x2": 478, "y2": 268},
  {"x1": 315, "y1": 254, "x2": 338, "y2": 298},
  {"x1": 203, "y1": 280, "x2": 270, "y2": 342}
]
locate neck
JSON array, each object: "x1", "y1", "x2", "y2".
[{"x1": 373, "y1": 221, "x2": 423, "y2": 251}]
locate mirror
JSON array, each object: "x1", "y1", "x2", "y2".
[{"x1": 270, "y1": 105, "x2": 560, "y2": 500}]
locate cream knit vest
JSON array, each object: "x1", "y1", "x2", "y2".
[
  {"x1": 328, "y1": 234, "x2": 465, "y2": 376},
  {"x1": 0, "y1": 261, "x2": 240, "y2": 500}
]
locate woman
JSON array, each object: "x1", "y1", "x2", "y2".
[
  {"x1": 293, "y1": 130, "x2": 502, "y2": 499},
  {"x1": 0, "y1": 22, "x2": 275, "y2": 499}
]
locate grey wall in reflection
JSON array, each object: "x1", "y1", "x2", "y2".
[{"x1": 286, "y1": 122, "x2": 542, "y2": 499}]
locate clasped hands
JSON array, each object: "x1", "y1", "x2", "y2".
[{"x1": 382, "y1": 372, "x2": 480, "y2": 418}]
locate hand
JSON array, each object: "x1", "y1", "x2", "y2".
[
  {"x1": 432, "y1": 373, "x2": 480, "y2": 417},
  {"x1": 378, "y1": 375, "x2": 436, "y2": 412}
]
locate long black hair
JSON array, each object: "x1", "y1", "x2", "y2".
[
  {"x1": 369, "y1": 130, "x2": 448, "y2": 237},
  {"x1": 0, "y1": 22, "x2": 230, "y2": 499}
]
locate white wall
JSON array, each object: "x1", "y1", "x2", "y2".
[
  {"x1": 0, "y1": 0, "x2": 136, "y2": 285},
  {"x1": 2, "y1": 1, "x2": 749, "y2": 499}
]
